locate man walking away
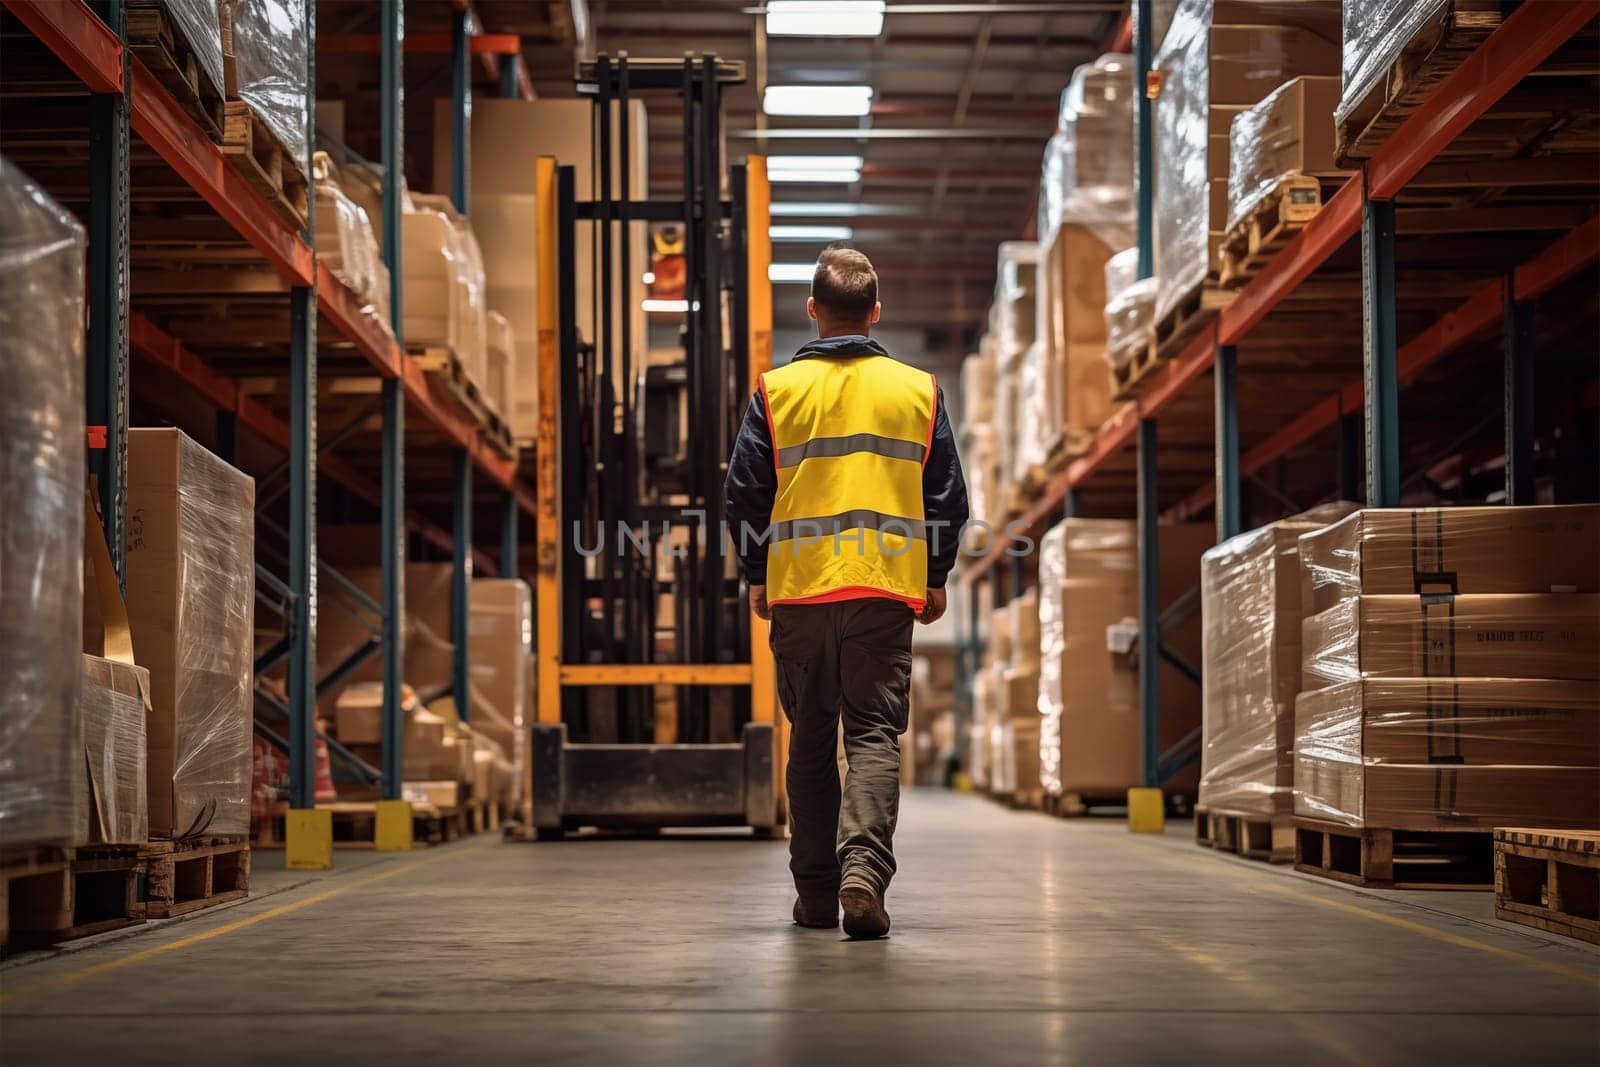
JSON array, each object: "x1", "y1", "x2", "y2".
[{"x1": 725, "y1": 246, "x2": 969, "y2": 939}]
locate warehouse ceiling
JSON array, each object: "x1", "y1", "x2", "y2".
[
  {"x1": 503, "y1": 1, "x2": 1127, "y2": 361},
  {"x1": 332, "y1": 2, "x2": 1127, "y2": 368}
]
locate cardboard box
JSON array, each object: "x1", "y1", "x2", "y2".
[
  {"x1": 78, "y1": 654, "x2": 150, "y2": 845},
  {"x1": 1300, "y1": 506, "x2": 1600, "y2": 616},
  {"x1": 1207, "y1": 24, "x2": 1341, "y2": 107},
  {"x1": 1295, "y1": 677, "x2": 1600, "y2": 829},
  {"x1": 448, "y1": 98, "x2": 649, "y2": 444},
  {"x1": 1047, "y1": 520, "x2": 1213, "y2": 795},
  {"x1": 1302, "y1": 594, "x2": 1600, "y2": 689},
  {"x1": 1039, "y1": 223, "x2": 1115, "y2": 441},
  {"x1": 1004, "y1": 664, "x2": 1040, "y2": 718},
  {"x1": 1238, "y1": 74, "x2": 1343, "y2": 179},
  {"x1": 125, "y1": 428, "x2": 255, "y2": 838}
]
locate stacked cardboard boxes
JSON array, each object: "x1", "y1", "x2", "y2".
[
  {"x1": 1149, "y1": 0, "x2": 1341, "y2": 320},
  {"x1": 124, "y1": 428, "x2": 256, "y2": 839},
  {"x1": 0, "y1": 156, "x2": 86, "y2": 849},
  {"x1": 993, "y1": 589, "x2": 1043, "y2": 800},
  {"x1": 909, "y1": 649, "x2": 958, "y2": 787},
  {"x1": 1037, "y1": 519, "x2": 1212, "y2": 802},
  {"x1": 966, "y1": 605, "x2": 1012, "y2": 789},
  {"x1": 1226, "y1": 74, "x2": 1348, "y2": 235},
  {"x1": 1197, "y1": 506, "x2": 1354, "y2": 822},
  {"x1": 1294, "y1": 506, "x2": 1600, "y2": 830}
]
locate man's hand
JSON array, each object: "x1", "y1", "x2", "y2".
[
  {"x1": 749, "y1": 584, "x2": 771, "y2": 621},
  {"x1": 918, "y1": 587, "x2": 946, "y2": 625}
]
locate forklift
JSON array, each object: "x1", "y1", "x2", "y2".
[{"x1": 527, "y1": 53, "x2": 784, "y2": 838}]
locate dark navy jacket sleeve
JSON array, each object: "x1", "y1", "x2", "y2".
[
  {"x1": 724, "y1": 391, "x2": 777, "y2": 585},
  {"x1": 923, "y1": 385, "x2": 969, "y2": 589}
]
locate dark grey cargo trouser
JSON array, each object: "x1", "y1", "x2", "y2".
[{"x1": 770, "y1": 597, "x2": 914, "y2": 899}]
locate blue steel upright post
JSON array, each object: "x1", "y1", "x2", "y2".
[
  {"x1": 1134, "y1": 0, "x2": 1155, "y2": 278},
  {"x1": 379, "y1": 0, "x2": 406, "y2": 808},
  {"x1": 451, "y1": 5, "x2": 471, "y2": 215},
  {"x1": 1361, "y1": 175, "x2": 1400, "y2": 507},
  {"x1": 87, "y1": 0, "x2": 129, "y2": 585},
  {"x1": 1503, "y1": 279, "x2": 1535, "y2": 505},
  {"x1": 1214, "y1": 344, "x2": 1241, "y2": 540},
  {"x1": 453, "y1": 450, "x2": 473, "y2": 720},
  {"x1": 285, "y1": 0, "x2": 324, "y2": 866}
]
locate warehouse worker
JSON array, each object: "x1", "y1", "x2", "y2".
[{"x1": 725, "y1": 246, "x2": 969, "y2": 940}]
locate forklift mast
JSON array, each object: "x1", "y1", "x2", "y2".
[{"x1": 528, "y1": 54, "x2": 783, "y2": 838}]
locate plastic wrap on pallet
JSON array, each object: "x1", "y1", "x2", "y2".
[
  {"x1": 991, "y1": 242, "x2": 1039, "y2": 357},
  {"x1": 126, "y1": 430, "x2": 256, "y2": 838},
  {"x1": 163, "y1": 0, "x2": 227, "y2": 101},
  {"x1": 79, "y1": 655, "x2": 150, "y2": 845},
  {"x1": 960, "y1": 350, "x2": 995, "y2": 426},
  {"x1": 312, "y1": 155, "x2": 392, "y2": 337},
  {"x1": 1103, "y1": 247, "x2": 1157, "y2": 370},
  {"x1": 1297, "y1": 505, "x2": 1600, "y2": 618},
  {"x1": 1037, "y1": 524, "x2": 1068, "y2": 795},
  {"x1": 1198, "y1": 505, "x2": 1354, "y2": 817},
  {"x1": 0, "y1": 156, "x2": 85, "y2": 847},
  {"x1": 1302, "y1": 594, "x2": 1600, "y2": 690},
  {"x1": 226, "y1": 0, "x2": 310, "y2": 176},
  {"x1": 1294, "y1": 677, "x2": 1600, "y2": 829},
  {"x1": 1333, "y1": 0, "x2": 1449, "y2": 126},
  {"x1": 1055, "y1": 53, "x2": 1136, "y2": 251},
  {"x1": 1037, "y1": 133, "x2": 1069, "y2": 243},
  {"x1": 1014, "y1": 341, "x2": 1052, "y2": 479},
  {"x1": 408, "y1": 194, "x2": 489, "y2": 385},
  {"x1": 1226, "y1": 75, "x2": 1345, "y2": 232},
  {"x1": 1152, "y1": 0, "x2": 1341, "y2": 321}
]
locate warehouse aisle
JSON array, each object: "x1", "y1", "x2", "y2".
[{"x1": 2, "y1": 791, "x2": 1596, "y2": 1066}]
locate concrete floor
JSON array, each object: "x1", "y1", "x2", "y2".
[{"x1": 2, "y1": 790, "x2": 1596, "y2": 1066}]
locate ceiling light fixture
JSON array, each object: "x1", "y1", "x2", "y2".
[
  {"x1": 765, "y1": 1, "x2": 885, "y2": 37},
  {"x1": 768, "y1": 154, "x2": 865, "y2": 171},
  {"x1": 767, "y1": 169, "x2": 862, "y2": 184},
  {"x1": 769, "y1": 262, "x2": 819, "y2": 284},
  {"x1": 770, "y1": 225, "x2": 855, "y2": 241},
  {"x1": 762, "y1": 85, "x2": 874, "y2": 117}
]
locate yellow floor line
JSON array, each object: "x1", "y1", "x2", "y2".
[
  {"x1": 1114, "y1": 832, "x2": 1600, "y2": 990},
  {"x1": 0, "y1": 849, "x2": 457, "y2": 1006}
]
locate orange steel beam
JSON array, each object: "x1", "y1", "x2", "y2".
[
  {"x1": 2, "y1": 0, "x2": 123, "y2": 94},
  {"x1": 559, "y1": 664, "x2": 755, "y2": 687},
  {"x1": 1167, "y1": 215, "x2": 1600, "y2": 520},
  {"x1": 128, "y1": 58, "x2": 316, "y2": 285},
  {"x1": 1366, "y1": 0, "x2": 1600, "y2": 200},
  {"x1": 318, "y1": 33, "x2": 521, "y2": 55}
]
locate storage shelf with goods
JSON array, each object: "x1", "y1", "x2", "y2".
[
  {"x1": 962, "y1": 0, "x2": 1599, "y2": 579},
  {"x1": 0, "y1": 0, "x2": 555, "y2": 869}
]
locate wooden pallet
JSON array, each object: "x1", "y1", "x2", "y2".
[
  {"x1": 1110, "y1": 282, "x2": 1231, "y2": 401},
  {"x1": 1294, "y1": 817, "x2": 1495, "y2": 890},
  {"x1": 469, "y1": 800, "x2": 505, "y2": 835},
  {"x1": 1336, "y1": 1, "x2": 1505, "y2": 165},
  {"x1": 1494, "y1": 828, "x2": 1600, "y2": 945},
  {"x1": 410, "y1": 344, "x2": 517, "y2": 461},
  {"x1": 1194, "y1": 807, "x2": 1294, "y2": 863},
  {"x1": 142, "y1": 837, "x2": 251, "y2": 920},
  {"x1": 991, "y1": 787, "x2": 1044, "y2": 812},
  {"x1": 2, "y1": 844, "x2": 145, "y2": 950},
  {"x1": 1219, "y1": 175, "x2": 1330, "y2": 288},
  {"x1": 252, "y1": 800, "x2": 470, "y2": 850},
  {"x1": 126, "y1": 0, "x2": 226, "y2": 140},
  {"x1": 220, "y1": 101, "x2": 309, "y2": 229},
  {"x1": 1019, "y1": 430, "x2": 1084, "y2": 498}
]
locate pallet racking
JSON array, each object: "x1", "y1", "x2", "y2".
[
  {"x1": 1, "y1": 0, "x2": 537, "y2": 860},
  {"x1": 961, "y1": 0, "x2": 1600, "y2": 799}
]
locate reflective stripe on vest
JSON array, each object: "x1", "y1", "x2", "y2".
[{"x1": 760, "y1": 353, "x2": 936, "y2": 608}]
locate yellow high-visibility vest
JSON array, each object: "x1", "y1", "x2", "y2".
[{"x1": 759, "y1": 354, "x2": 937, "y2": 608}]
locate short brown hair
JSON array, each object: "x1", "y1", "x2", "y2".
[{"x1": 811, "y1": 245, "x2": 878, "y2": 321}]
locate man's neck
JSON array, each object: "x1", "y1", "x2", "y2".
[{"x1": 816, "y1": 324, "x2": 871, "y2": 339}]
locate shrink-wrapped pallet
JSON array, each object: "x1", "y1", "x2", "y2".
[
  {"x1": 223, "y1": 0, "x2": 310, "y2": 176},
  {"x1": 1052, "y1": 54, "x2": 1136, "y2": 251},
  {"x1": 1103, "y1": 247, "x2": 1157, "y2": 371},
  {"x1": 1226, "y1": 75, "x2": 1346, "y2": 232},
  {"x1": 126, "y1": 429, "x2": 256, "y2": 838},
  {"x1": 312, "y1": 153, "x2": 392, "y2": 334},
  {"x1": 1151, "y1": 0, "x2": 1340, "y2": 321},
  {"x1": 1294, "y1": 505, "x2": 1600, "y2": 831},
  {"x1": 990, "y1": 242, "x2": 1038, "y2": 358},
  {"x1": 1197, "y1": 506, "x2": 1353, "y2": 818},
  {"x1": 0, "y1": 156, "x2": 86, "y2": 847}
]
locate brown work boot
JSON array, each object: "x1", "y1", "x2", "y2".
[
  {"x1": 839, "y1": 884, "x2": 890, "y2": 940},
  {"x1": 793, "y1": 896, "x2": 838, "y2": 929}
]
